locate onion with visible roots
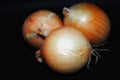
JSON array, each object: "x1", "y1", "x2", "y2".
[
  {"x1": 41, "y1": 27, "x2": 91, "y2": 74},
  {"x1": 22, "y1": 10, "x2": 63, "y2": 48},
  {"x1": 63, "y1": 2, "x2": 110, "y2": 45}
]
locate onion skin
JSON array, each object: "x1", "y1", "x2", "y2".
[
  {"x1": 42, "y1": 27, "x2": 91, "y2": 74},
  {"x1": 63, "y1": 3, "x2": 110, "y2": 45},
  {"x1": 22, "y1": 10, "x2": 63, "y2": 48}
]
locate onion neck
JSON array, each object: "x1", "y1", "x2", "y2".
[
  {"x1": 63, "y1": 7, "x2": 71, "y2": 16},
  {"x1": 35, "y1": 49, "x2": 43, "y2": 63},
  {"x1": 26, "y1": 32, "x2": 46, "y2": 39}
]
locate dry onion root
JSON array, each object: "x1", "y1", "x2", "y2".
[{"x1": 87, "y1": 41, "x2": 110, "y2": 69}]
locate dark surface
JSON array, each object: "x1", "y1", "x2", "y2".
[{"x1": 3, "y1": 0, "x2": 120, "y2": 80}]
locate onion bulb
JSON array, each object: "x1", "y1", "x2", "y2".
[
  {"x1": 42, "y1": 27, "x2": 91, "y2": 74},
  {"x1": 22, "y1": 10, "x2": 63, "y2": 48},
  {"x1": 63, "y1": 3, "x2": 110, "y2": 45}
]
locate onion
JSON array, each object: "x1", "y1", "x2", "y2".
[
  {"x1": 41, "y1": 27, "x2": 91, "y2": 74},
  {"x1": 22, "y1": 10, "x2": 63, "y2": 48},
  {"x1": 63, "y1": 2, "x2": 110, "y2": 45}
]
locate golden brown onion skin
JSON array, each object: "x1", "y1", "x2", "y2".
[
  {"x1": 63, "y1": 3, "x2": 110, "y2": 45},
  {"x1": 22, "y1": 10, "x2": 63, "y2": 48},
  {"x1": 42, "y1": 27, "x2": 91, "y2": 74}
]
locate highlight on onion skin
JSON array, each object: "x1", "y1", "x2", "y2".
[
  {"x1": 63, "y1": 2, "x2": 110, "y2": 45},
  {"x1": 22, "y1": 10, "x2": 63, "y2": 48},
  {"x1": 41, "y1": 27, "x2": 91, "y2": 74}
]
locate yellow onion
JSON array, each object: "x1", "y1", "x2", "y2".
[
  {"x1": 63, "y1": 2, "x2": 110, "y2": 44},
  {"x1": 42, "y1": 27, "x2": 91, "y2": 74},
  {"x1": 22, "y1": 10, "x2": 63, "y2": 48}
]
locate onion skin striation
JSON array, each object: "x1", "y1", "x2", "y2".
[
  {"x1": 22, "y1": 10, "x2": 63, "y2": 48},
  {"x1": 42, "y1": 27, "x2": 91, "y2": 74},
  {"x1": 63, "y1": 3, "x2": 110, "y2": 45}
]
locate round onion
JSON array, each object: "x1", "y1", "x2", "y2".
[
  {"x1": 41, "y1": 27, "x2": 91, "y2": 74},
  {"x1": 63, "y1": 2, "x2": 110, "y2": 45},
  {"x1": 22, "y1": 10, "x2": 63, "y2": 48}
]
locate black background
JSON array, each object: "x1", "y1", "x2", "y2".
[{"x1": 3, "y1": 0, "x2": 120, "y2": 80}]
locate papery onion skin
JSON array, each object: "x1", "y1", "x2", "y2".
[
  {"x1": 22, "y1": 10, "x2": 63, "y2": 48},
  {"x1": 42, "y1": 27, "x2": 91, "y2": 74},
  {"x1": 63, "y1": 3, "x2": 110, "y2": 45},
  {"x1": 35, "y1": 49, "x2": 43, "y2": 63}
]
